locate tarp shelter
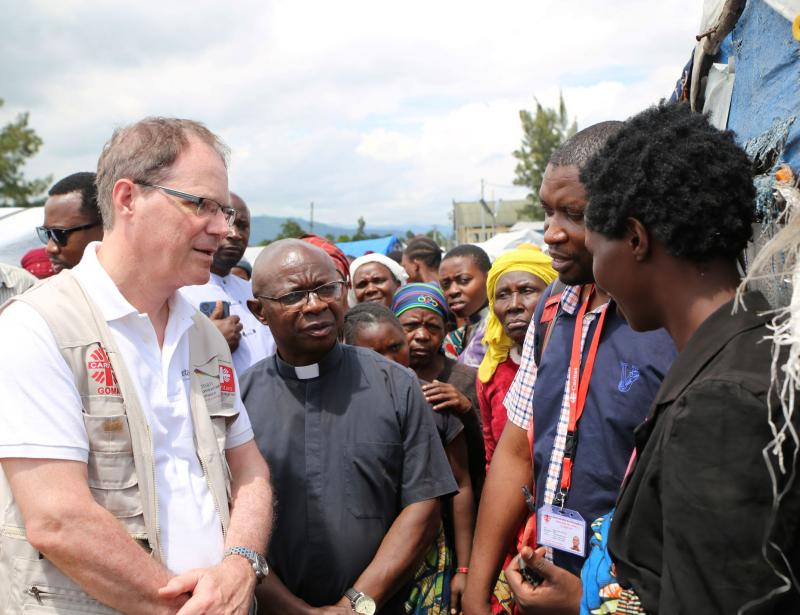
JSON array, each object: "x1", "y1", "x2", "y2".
[
  {"x1": 472, "y1": 223, "x2": 545, "y2": 262},
  {"x1": 674, "y1": 0, "x2": 800, "y2": 307},
  {"x1": 0, "y1": 207, "x2": 44, "y2": 266},
  {"x1": 336, "y1": 235, "x2": 398, "y2": 258}
]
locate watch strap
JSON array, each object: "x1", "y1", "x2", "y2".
[{"x1": 224, "y1": 546, "x2": 268, "y2": 582}]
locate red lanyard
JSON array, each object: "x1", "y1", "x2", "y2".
[{"x1": 553, "y1": 284, "x2": 608, "y2": 509}]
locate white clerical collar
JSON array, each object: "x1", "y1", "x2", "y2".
[{"x1": 294, "y1": 363, "x2": 320, "y2": 380}]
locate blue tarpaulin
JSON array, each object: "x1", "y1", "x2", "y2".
[
  {"x1": 336, "y1": 235, "x2": 399, "y2": 257},
  {"x1": 727, "y1": 0, "x2": 800, "y2": 218}
]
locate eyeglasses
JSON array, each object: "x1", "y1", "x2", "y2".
[
  {"x1": 256, "y1": 280, "x2": 346, "y2": 310},
  {"x1": 135, "y1": 181, "x2": 236, "y2": 227},
  {"x1": 36, "y1": 222, "x2": 101, "y2": 247}
]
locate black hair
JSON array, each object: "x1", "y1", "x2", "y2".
[
  {"x1": 442, "y1": 244, "x2": 491, "y2": 273},
  {"x1": 387, "y1": 248, "x2": 403, "y2": 264},
  {"x1": 48, "y1": 172, "x2": 100, "y2": 221},
  {"x1": 405, "y1": 235, "x2": 442, "y2": 269},
  {"x1": 343, "y1": 302, "x2": 403, "y2": 345},
  {"x1": 550, "y1": 121, "x2": 624, "y2": 170},
  {"x1": 582, "y1": 102, "x2": 754, "y2": 262}
]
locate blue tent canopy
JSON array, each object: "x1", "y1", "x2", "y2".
[{"x1": 336, "y1": 235, "x2": 399, "y2": 257}]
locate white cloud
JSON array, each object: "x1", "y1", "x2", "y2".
[{"x1": 1, "y1": 0, "x2": 702, "y2": 228}]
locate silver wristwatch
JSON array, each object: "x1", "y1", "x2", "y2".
[
  {"x1": 224, "y1": 546, "x2": 269, "y2": 584},
  {"x1": 345, "y1": 587, "x2": 376, "y2": 615}
]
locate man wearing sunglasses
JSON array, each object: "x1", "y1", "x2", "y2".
[
  {"x1": 0, "y1": 118, "x2": 273, "y2": 614},
  {"x1": 37, "y1": 172, "x2": 104, "y2": 273},
  {"x1": 242, "y1": 239, "x2": 456, "y2": 615}
]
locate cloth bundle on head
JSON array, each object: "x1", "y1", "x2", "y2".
[
  {"x1": 392, "y1": 282, "x2": 449, "y2": 322},
  {"x1": 301, "y1": 234, "x2": 350, "y2": 281},
  {"x1": 478, "y1": 244, "x2": 558, "y2": 383},
  {"x1": 349, "y1": 252, "x2": 409, "y2": 286}
]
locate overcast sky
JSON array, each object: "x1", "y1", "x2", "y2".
[{"x1": 1, "y1": 1, "x2": 701, "y2": 228}]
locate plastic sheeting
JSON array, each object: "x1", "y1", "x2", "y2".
[{"x1": 335, "y1": 235, "x2": 398, "y2": 257}]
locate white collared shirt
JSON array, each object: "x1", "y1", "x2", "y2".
[
  {"x1": 180, "y1": 272, "x2": 276, "y2": 375},
  {"x1": 0, "y1": 243, "x2": 254, "y2": 573}
]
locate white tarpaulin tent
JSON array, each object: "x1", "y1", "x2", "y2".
[
  {"x1": 472, "y1": 222, "x2": 545, "y2": 261},
  {"x1": 0, "y1": 207, "x2": 44, "y2": 266}
]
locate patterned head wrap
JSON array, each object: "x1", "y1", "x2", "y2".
[
  {"x1": 478, "y1": 244, "x2": 558, "y2": 383},
  {"x1": 392, "y1": 282, "x2": 449, "y2": 322}
]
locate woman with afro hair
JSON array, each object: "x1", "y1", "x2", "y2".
[{"x1": 570, "y1": 102, "x2": 800, "y2": 613}]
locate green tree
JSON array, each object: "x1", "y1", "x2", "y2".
[
  {"x1": 512, "y1": 92, "x2": 577, "y2": 220},
  {"x1": 336, "y1": 234, "x2": 351, "y2": 243},
  {"x1": 0, "y1": 98, "x2": 51, "y2": 207},
  {"x1": 324, "y1": 233, "x2": 335, "y2": 242},
  {"x1": 351, "y1": 216, "x2": 368, "y2": 241},
  {"x1": 257, "y1": 219, "x2": 306, "y2": 246},
  {"x1": 277, "y1": 219, "x2": 305, "y2": 239}
]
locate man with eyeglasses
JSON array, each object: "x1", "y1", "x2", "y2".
[
  {"x1": 242, "y1": 239, "x2": 456, "y2": 615},
  {"x1": 37, "y1": 172, "x2": 104, "y2": 273},
  {"x1": 181, "y1": 192, "x2": 276, "y2": 376},
  {"x1": 0, "y1": 117, "x2": 273, "y2": 614}
]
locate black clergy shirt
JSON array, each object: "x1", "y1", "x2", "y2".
[{"x1": 241, "y1": 342, "x2": 457, "y2": 610}]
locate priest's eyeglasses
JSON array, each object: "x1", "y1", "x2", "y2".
[
  {"x1": 256, "y1": 280, "x2": 346, "y2": 310},
  {"x1": 135, "y1": 181, "x2": 236, "y2": 227}
]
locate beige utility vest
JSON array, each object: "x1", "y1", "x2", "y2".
[{"x1": 0, "y1": 271, "x2": 238, "y2": 614}]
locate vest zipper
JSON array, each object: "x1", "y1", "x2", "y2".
[
  {"x1": 148, "y1": 424, "x2": 163, "y2": 560},
  {"x1": 27, "y1": 586, "x2": 57, "y2": 604},
  {"x1": 197, "y1": 451, "x2": 226, "y2": 538}
]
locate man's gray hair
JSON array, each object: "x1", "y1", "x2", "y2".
[{"x1": 95, "y1": 117, "x2": 229, "y2": 230}]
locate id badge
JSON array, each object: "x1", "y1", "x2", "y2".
[{"x1": 537, "y1": 503, "x2": 587, "y2": 557}]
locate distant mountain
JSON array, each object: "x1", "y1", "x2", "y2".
[{"x1": 249, "y1": 215, "x2": 448, "y2": 244}]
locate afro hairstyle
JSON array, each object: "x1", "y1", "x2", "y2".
[{"x1": 582, "y1": 102, "x2": 754, "y2": 262}]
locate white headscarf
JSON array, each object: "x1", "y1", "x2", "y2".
[{"x1": 348, "y1": 253, "x2": 409, "y2": 306}]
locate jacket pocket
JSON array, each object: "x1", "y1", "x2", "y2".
[
  {"x1": 344, "y1": 442, "x2": 403, "y2": 519},
  {"x1": 12, "y1": 556, "x2": 119, "y2": 614}
]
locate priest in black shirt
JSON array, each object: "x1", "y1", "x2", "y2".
[{"x1": 242, "y1": 239, "x2": 456, "y2": 615}]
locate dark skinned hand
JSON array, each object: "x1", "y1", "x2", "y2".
[
  {"x1": 505, "y1": 546, "x2": 582, "y2": 615},
  {"x1": 209, "y1": 300, "x2": 242, "y2": 352},
  {"x1": 450, "y1": 570, "x2": 467, "y2": 614},
  {"x1": 421, "y1": 380, "x2": 471, "y2": 413}
]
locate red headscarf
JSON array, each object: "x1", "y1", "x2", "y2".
[{"x1": 300, "y1": 234, "x2": 350, "y2": 282}]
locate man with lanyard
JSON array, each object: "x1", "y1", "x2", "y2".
[
  {"x1": 463, "y1": 122, "x2": 676, "y2": 614},
  {"x1": 182, "y1": 192, "x2": 276, "y2": 375}
]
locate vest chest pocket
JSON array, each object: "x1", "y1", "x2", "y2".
[
  {"x1": 82, "y1": 410, "x2": 146, "y2": 538},
  {"x1": 81, "y1": 397, "x2": 132, "y2": 454}
]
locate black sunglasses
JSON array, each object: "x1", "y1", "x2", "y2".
[{"x1": 36, "y1": 222, "x2": 101, "y2": 247}]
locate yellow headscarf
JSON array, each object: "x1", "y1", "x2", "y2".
[{"x1": 478, "y1": 244, "x2": 558, "y2": 383}]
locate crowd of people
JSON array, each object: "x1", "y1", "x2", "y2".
[{"x1": 0, "y1": 101, "x2": 797, "y2": 615}]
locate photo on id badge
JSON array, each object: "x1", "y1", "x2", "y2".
[{"x1": 537, "y1": 503, "x2": 586, "y2": 557}]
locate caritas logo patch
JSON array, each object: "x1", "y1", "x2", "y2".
[
  {"x1": 88, "y1": 347, "x2": 120, "y2": 395},
  {"x1": 219, "y1": 364, "x2": 235, "y2": 393}
]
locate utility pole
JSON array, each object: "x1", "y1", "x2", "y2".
[
  {"x1": 309, "y1": 201, "x2": 314, "y2": 233},
  {"x1": 480, "y1": 179, "x2": 485, "y2": 242}
]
